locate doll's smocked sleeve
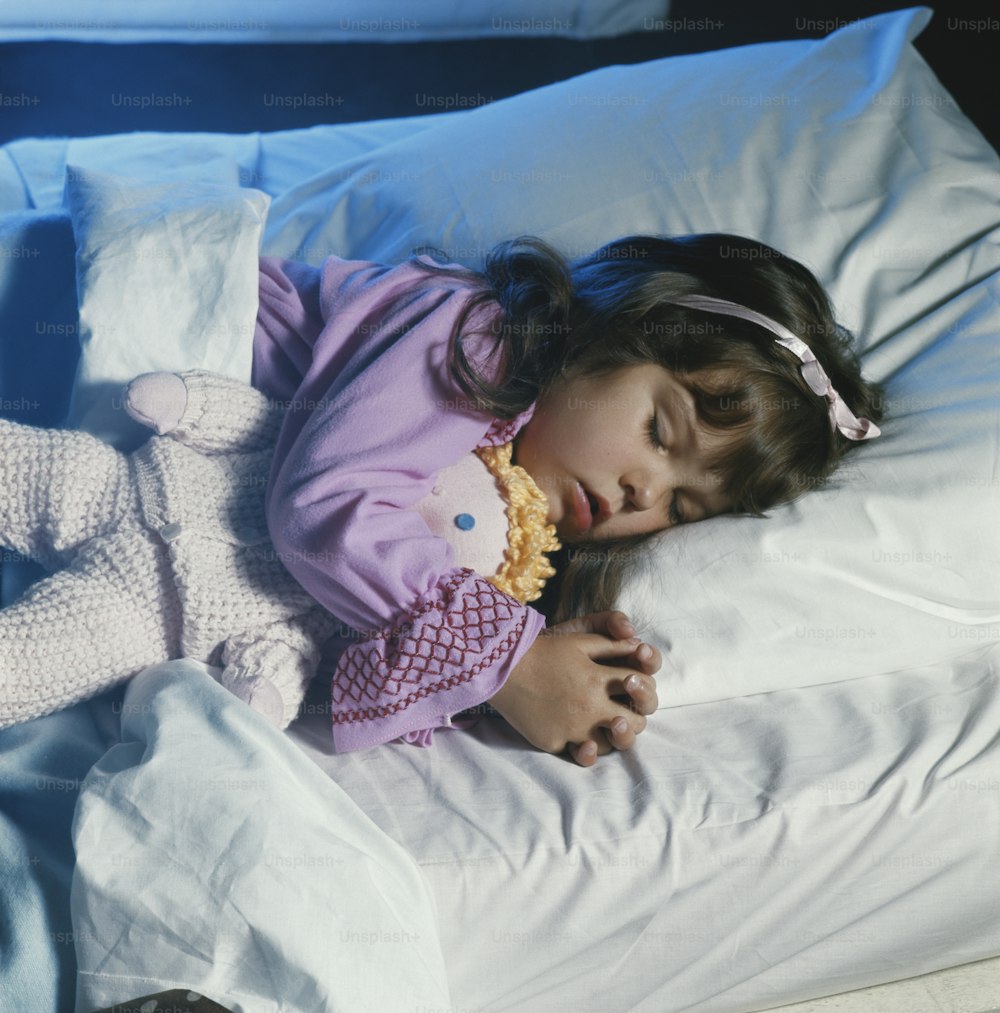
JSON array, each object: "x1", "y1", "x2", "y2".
[{"x1": 263, "y1": 255, "x2": 547, "y2": 752}]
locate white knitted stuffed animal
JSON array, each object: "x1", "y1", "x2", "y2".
[
  {"x1": 0, "y1": 370, "x2": 340, "y2": 730},
  {"x1": 0, "y1": 369, "x2": 560, "y2": 731}
]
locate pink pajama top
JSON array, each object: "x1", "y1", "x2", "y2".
[{"x1": 251, "y1": 254, "x2": 547, "y2": 751}]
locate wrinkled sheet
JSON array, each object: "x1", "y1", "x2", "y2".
[
  {"x1": 68, "y1": 644, "x2": 1000, "y2": 1013},
  {"x1": 70, "y1": 662, "x2": 451, "y2": 1013}
]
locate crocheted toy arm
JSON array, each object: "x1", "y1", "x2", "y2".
[
  {"x1": 124, "y1": 369, "x2": 283, "y2": 453},
  {"x1": 220, "y1": 609, "x2": 340, "y2": 729}
]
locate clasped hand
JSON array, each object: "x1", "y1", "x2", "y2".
[{"x1": 489, "y1": 610, "x2": 661, "y2": 767}]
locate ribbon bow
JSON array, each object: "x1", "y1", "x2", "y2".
[{"x1": 669, "y1": 295, "x2": 880, "y2": 441}]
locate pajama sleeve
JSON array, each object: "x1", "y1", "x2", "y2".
[{"x1": 262, "y1": 255, "x2": 547, "y2": 751}]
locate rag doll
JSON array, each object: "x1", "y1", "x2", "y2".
[{"x1": 0, "y1": 370, "x2": 560, "y2": 730}]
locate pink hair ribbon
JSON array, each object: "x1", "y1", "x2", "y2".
[{"x1": 669, "y1": 294, "x2": 881, "y2": 441}]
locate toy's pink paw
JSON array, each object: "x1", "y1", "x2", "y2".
[
  {"x1": 124, "y1": 372, "x2": 188, "y2": 434},
  {"x1": 229, "y1": 677, "x2": 285, "y2": 728}
]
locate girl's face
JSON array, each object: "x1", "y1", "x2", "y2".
[{"x1": 512, "y1": 363, "x2": 733, "y2": 543}]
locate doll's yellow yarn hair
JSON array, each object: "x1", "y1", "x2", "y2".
[{"x1": 474, "y1": 441, "x2": 561, "y2": 604}]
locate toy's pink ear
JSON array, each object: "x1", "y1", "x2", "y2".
[
  {"x1": 124, "y1": 372, "x2": 188, "y2": 435},
  {"x1": 413, "y1": 454, "x2": 509, "y2": 579}
]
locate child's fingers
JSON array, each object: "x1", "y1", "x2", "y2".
[
  {"x1": 582, "y1": 633, "x2": 649, "y2": 662},
  {"x1": 632, "y1": 641, "x2": 662, "y2": 674},
  {"x1": 596, "y1": 640, "x2": 661, "y2": 677},
  {"x1": 554, "y1": 610, "x2": 637, "y2": 640},
  {"x1": 579, "y1": 634, "x2": 662, "y2": 681},
  {"x1": 601, "y1": 665, "x2": 658, "y2": 715},
  {"x1": 567, "y1": 732, "x2": 619, "y2": 766},
  {"x1": 567, "y1": 740, "x2": 598, "y2": 766},
  {"x1": 604, "y1": 716, "x2": 635, "y2": 751},
  {"x1": 609, "y1": 708, "x2": 647, "y2": 748},
  {"x1": 568, "y1": 705, "x2": 650, "y2": 764},
  {"x1": 606, "y1": 610, "x2": 638, "y2": 640},
  {"x1": 620, "y1": 672, "x2": 659, "y2": 715}
]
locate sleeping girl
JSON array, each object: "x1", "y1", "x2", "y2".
[{"x1": 0, "y1": 233, "x2": 882, "y2": 767}]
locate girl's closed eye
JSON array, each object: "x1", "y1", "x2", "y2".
[
  {"x1": 668, "y1": 492, "x2": 683, "y2": 526},
  {"x1": 645, "y1": 413, "x2": 684, "y2": 525},
  {"x1": 645, "y1": 413, "x2": 663, "y2": 451}
]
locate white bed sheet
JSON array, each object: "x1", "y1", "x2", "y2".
[
  {"x1": 71, "y1": 663, "x2": 453, "y2": 1013},
  {"x1": 289, "y1": 644, "x2": 1000, "y2": 1013},
  {"x1": 68, "y1": 642, "x2": 1000, "y2": 1013}
]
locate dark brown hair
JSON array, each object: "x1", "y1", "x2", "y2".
[{"x1": 412, "y1": 234, "x2": 885, "y2": 623}]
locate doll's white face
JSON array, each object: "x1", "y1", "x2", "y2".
[{"x1": 512, "y1": 363, "x2": 733, "y2": 543}]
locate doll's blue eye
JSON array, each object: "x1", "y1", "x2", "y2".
[{"x1": 455, "y1": 513, "x2": 476, "y2": 530}]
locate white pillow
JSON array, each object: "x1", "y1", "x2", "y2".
[
  {"x1": 259, "y1": 6, "x2": 1000, "y2": 702},
  {"x1": 621, "y1": 271, "x2": 1000, "y2": 704},
  {"x1": 64, "y1": 167, "x2": 269, "y2": 449}
]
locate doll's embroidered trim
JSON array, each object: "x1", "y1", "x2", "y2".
[{"x1": 474, "y1": 440, "x2": 561, "y2": 604}]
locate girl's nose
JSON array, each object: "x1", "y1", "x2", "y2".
[{"x1": 625, "y1": 478, "x2": 657, "y2": 510}]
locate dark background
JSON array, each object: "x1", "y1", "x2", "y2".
[{"x1": 1, "y1": 1, "x2": 997, "y2": 154}]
